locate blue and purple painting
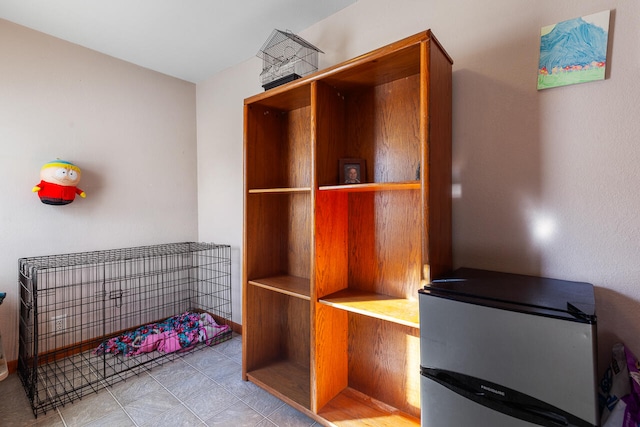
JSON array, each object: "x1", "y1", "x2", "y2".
[{"x1": 538, "y1": 10, "x2": 610, "y2": 90}]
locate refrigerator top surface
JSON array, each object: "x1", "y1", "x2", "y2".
[{"x1": 420, "y1": 267, "x2": 596, "y2": 323}]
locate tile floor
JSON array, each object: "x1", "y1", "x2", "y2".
[{"x1": 0, "y1": 334, "x2": 319, "y2": 427}]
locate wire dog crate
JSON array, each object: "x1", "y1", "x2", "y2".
[{"x1": 18, "y1": 242, "x2": 232, "y2": 417}]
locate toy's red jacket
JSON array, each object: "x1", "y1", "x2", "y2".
[{"x1": 35, "y1": 180, "x2": 84, "y2": 205}]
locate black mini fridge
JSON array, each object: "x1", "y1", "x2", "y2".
[{"x1": 418, "y1": 268, "x2": 598, "y2": 427}]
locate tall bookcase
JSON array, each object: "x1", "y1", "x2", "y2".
[{"x1": 243, "y1": 30, "x2": 452, "y2": 426}]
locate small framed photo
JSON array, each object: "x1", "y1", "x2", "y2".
[{"x1": 339, "y1": 158, "x2": 366, "y2": 184}]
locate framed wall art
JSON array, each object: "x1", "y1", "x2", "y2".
[
  {"x1": 538, "y1": 10, "x2": 610, "y2": 90},
  {"x1": 339, "y1": 158, "x2": 366, "y2": 184}
]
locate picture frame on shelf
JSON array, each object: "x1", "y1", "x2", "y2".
[{"x1": 339, "y1": 158, "x2": 366, "y2": 184}]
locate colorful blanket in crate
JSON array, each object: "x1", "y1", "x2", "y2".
[{"x1": 93, "y1": 311, "x2": 229, "y2": 356}]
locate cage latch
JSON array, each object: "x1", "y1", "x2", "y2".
[{"x1": 109, "y1": 290, "x2": 125, "y2": 307}]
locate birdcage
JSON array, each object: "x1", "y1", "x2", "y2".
[{"x1": 257, "y1": 29, "x2": 323, "y2": 90}]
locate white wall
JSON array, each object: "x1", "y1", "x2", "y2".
[
  {"x1": 196, "y1": 0, "x2": 640, "y2": 376},
  {"x1": 0, "y1": 19, "x2": 199, "y2": 361},
  {"x1": 196, "y1": 64, "x2": 260, "y2": 326}
]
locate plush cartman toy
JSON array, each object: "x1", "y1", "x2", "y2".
[{"x1": 32, "y1": 160, "x2": 86, "y2": 205}]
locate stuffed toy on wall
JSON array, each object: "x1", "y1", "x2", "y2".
[{"x1": 32, "y1": 160, "x2": 86, "y2": 205}]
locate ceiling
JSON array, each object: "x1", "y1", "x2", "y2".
[{"x1": 0, "y1": 0, "x2": 356, "y2": 83}]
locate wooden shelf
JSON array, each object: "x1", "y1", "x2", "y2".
[
  {"x1": 248, "y1": 187, "x2": 312, "y2": 194},
  {"x1": 247, "y1": 360, "x2": 310, "y2": 410},
  {"x1": 319, "y1": 182, "x2": 420, "y2": 193},
  {"x1": 245, "y1": 81, "x2": 311, "y2": 110},
  {"x1": 318, "y1": 387, "x2": 419, "y2": 427},
  {"x1": 244, "y1": 29, "x2": 452, "y2": 425},
  {"x1": 249, "y1": 183, "x2": 419, "y2": 194},
  {"x1": 319, "y1": 289, "x2": 419, "y2": 328},
  {"x1": 249, "y1": 275, "x2": 310, "y2": 300}
]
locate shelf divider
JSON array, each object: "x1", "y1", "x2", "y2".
[
  {"x1": 249, "y1": 275, "x2": 311, "y2": 300},
  {"x1": 319, "y1": 289, "x2": 419, "y2": 328},
  {"x1": 319, "y1": 181, "x2": 419, "y2": 193},
  {"x1": 248, "y1": 187, "x2": 312, "y2": 194}
]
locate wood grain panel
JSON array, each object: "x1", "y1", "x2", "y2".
[
  {"x1": 424, "y1": 39, "x2": 453, "y2": 280},
  {"x1": 246, "y1": 103, "x2": 284, "y2": 190},
  {"x1": 244, "y1": 284, "x2": 287, "y2": 371},
  {"x1": 245, "y1": 284, "x2": 310, "y2": 377},
  {"x1": 347, "y1": 192, "x2": 376, "y2": 292},
  {"x1": 345, "y1": 89, "x2": 375, "y2": 182},
  {"x1": 319, "y1": 387, "x2": 419, "y2": 427},
  {"x1": 342, "y1": 76, "x2": 420, "y2": 185},
  {"x1": 287, "y1": 192, "x2": 311, "y2": 279},
  {"x1": 319, "y1": 289, "x2": 419, "y2": 328},
  {"x1": 315, "y1": 81, "x2": 347, "y2": 187},
  {"x1": 286, "y1": 295, "x2": 311, "y2": 367},
  {"x1": 245, "y1": 104, "x2": 311, "y2": 190},
  {"x1": 371, "y1": 76, "x2": 420, "y2": 184},
  {"x1": 245, "y1": 192, "x2": 310, "y2": 281},
  {"x1": 348, "y1": 314, "x2": 421, "y2": 419},
  {"x1": 319, "y1": 182, "x2": 419, "y2": 192},
  {"x1": 248, "y1": 360, "x2": 311, "y2": 409},
  {"x1": 285, "y1": 106, "x2": 312, "y2": 189},
  {"x1": 245, "y1": 193, "x2": 287, "y2": 280},
  {"x1": 245, "y1": 83, "x2": 311, "y2": 110},
  {"x1": 349, "y1": 191, "x2": 421, "y2": 298},
  {"x1": 313, "y1": 191, "x2": 350, "y2": 410},
  {"x1": 314, "y1": 191, "x2": 349, "y2": 297},
  {"x1": 320, "y1": 44, "x2": 422, "y2": 91},
  {"x1": 313, "y1": 302, "x2": 348, "y2": 411},
  {"x1": 249, "y1": 275, "x2": 310, "y2": 299}
]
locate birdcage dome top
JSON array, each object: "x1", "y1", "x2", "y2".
[{"x1": 257, "y1": 29, "x2": 323, "y2": 60}]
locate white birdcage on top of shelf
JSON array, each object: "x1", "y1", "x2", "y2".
[{"x1": 257, "y1": 29, "x2": 323, "y2": 90}]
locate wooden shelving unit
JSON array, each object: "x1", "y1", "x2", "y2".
[{"x1": 243, "y1": 30, "x2": 452, "y2": 426}]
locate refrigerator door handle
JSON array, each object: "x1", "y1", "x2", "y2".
[{"x1": 421, "y1": 367, "x2": 595, "y2": 427}]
